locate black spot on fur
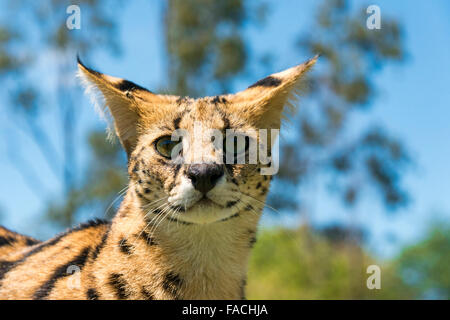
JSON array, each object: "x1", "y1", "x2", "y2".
[
  {"x1": 211, "y1": 95, "x2": 228, "y2": 104},
  {"x1": 0, "y1": 220, "x2": 108, "y2": 281},
  {"x1": 144, "y1": 188, "x2": 151, "y2": 194},
  {"x1": 0, "y1": 236, "x2": 16, "y2": 247},
  {"x1": 162, "y1": 272, "x2": 183, "y2": 299},
  {"x1": 118, "y1": 238, "x2": 133, "y2": 255},
  {"x1": 248, "y1": 76, "x2": 282, "y2": 88},
  {"x1": 176, "y1": 96, "x2": 187, "y2": 105},
  {"x1": 256, "y1": 182, "x2": 262, "y2": 189},
  {"x1": 33, "y1": 247, "x2": 91, "y2": 300},
  {"x1": 136, "y1": 191, "x2": 144, "y2": 199},
  {"x1": 141, "y1": 287, "x2": 155, "y2": 300},
  {"x1": 166, "y1": 217, "x2": 193, "y2": 225},
  {"x1": 0, "y1": 260, "x2": 15, "y2": 282},
  {"x1": 220, "y1": 213, "x2": 240, "y2": 222},
  {"x1": 170, "y1": 205, "x2": 185, "y2": 212},
  {"x1": 139, "y1": 231, "x2": 157, "y2": 246},
  {"x1": 173, "y1": 117, "x2": 182, "y2": 129},
  {"x1": 173, "y1": 163, "x2": 182, "y2": 177},
  {"x1": 87, "y1": 288, "x2": 99, "y2": 300},
  {"x1": 109, "y1": 273, "x2": 129, "y2": 300},
  {"x1": 245, "y1": 204, "x2": 253, "y2": 211},
  {"x1": 249, "y1": 236, "x2": 257, "y2": 248},
  {"x1": 226, "y1": 201, "x2": 238, "y2": 208},
  {"x1": 91, "y1": 229, "x2": 109, "y2": 261},
  {"x1": 240, "y1": 278, "x2": 247, "y2": 300}
]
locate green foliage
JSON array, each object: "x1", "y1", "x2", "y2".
[
  {"x1": 391, "y1": 225, "x2": 450, "y2": 299},
  {"x1": 247, "y1": 225, "x2": 448, "y2": 299}
]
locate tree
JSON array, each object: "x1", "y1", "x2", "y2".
[
  {"x1": 0, "y1": 0, "x2": 126, "y2": 229},
  {"x1": 270, "y1": 0, "x2": 409, "y2": 214}
]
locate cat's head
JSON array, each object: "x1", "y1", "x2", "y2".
[{"x1": 78, "y1": 56, "x2": 317, "y2": 224}]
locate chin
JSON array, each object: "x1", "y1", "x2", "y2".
[{"x1": 174, "y1": 199, "x2": 236, "y2": 225}]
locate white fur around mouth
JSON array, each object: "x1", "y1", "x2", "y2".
[{"x1": 166, "y1": 197, "x2": 239, "y2": 225}]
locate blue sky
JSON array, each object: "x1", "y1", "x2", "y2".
[{"x1": 0, "y1": 0, "x2": 449, "y2": 258}]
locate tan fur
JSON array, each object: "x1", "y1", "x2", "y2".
[{"x1": 0, "y1": 56, "x2": 316, "y2": 299}]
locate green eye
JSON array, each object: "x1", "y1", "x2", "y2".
[{"x1": 155, "y1": 136, "x2": 181, "y2": 159}]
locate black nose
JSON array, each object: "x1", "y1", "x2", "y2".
[{"x1": 187, "y1": 163, "x2": 224, "y2": 194}]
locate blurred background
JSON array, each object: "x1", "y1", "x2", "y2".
[{"x1": 0, "y1": 0, "x2": 449, "y2": 299}]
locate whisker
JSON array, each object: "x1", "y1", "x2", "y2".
[{"x1": 103, "y1": 185, "x2": 129, "y2": 218}]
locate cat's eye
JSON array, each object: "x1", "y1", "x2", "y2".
[{"x1": 155, "y1": 136, "x2": 181, "y2": 159}]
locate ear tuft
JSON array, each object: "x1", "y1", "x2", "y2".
[
  {"x1": 229, "y1": 55, "x2": 318, "y2": 129},
  {"x1": 77, "y1": 57, "x2": 143, "y2": 155}
]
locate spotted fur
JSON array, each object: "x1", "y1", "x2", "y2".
[{"x1": 0, "y1": 55, "x2": 317, "y2": 299}]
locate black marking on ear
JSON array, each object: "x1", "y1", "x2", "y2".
[
  {"x1": 109, "y1": 273, "x2": 129, "y2": 300},
  {"x1": 77, "y1": 55, "x2": 102, "y2": 77},
  {"x1": 118, "y1": 238, "x2": 133, "y2": 255},
  {"x1": 33, "y1": 246, "x2": 91, "y2": 300},
  {"x1": 0, "y1": 236, "x2": 17, "y2": 247},
  {"x1": 248, "y1": 76, "x2": 282, "y2": 88},
  {"x1": 162, "y1": 272, "x2": 183, "y2": 299},
  {"x1": 87, "y1": 288, "x2": 99, "y2": 300},
  {"x1": 226, "y1": 200, "x2": 238, "y2": 208},
  {"x1": 141, "y1": 287, "x2": 155, "y2": 300},
  {"x1": 25, "y1": 238, "x2": 40, "y2": 246},
  {"x1": 114, "y1": 79, "x2": 151, "y2": 93}
]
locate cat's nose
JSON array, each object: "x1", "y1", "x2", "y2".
[{"x1": 187, "y1": 163, "x2": 224, "y2": 194}]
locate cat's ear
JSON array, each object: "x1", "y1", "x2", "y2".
[
  {"x1": 229, "y1": 55, "x2": 318, "y2": 129},
  {"x1": 77, "y1": 57, "x2": 155, "y2": 156}
]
